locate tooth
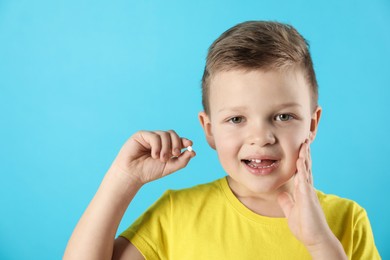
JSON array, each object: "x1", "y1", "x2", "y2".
[{"x1": 255, "y1": 159, "x2": 261, "y2": 163}]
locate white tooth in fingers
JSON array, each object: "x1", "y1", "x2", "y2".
[{"x1": 187, "y1": 146, "x2": 193, "y2": 152}]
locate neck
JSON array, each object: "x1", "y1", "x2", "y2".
[{"x1": 227, "y1": 176, "x2": 294, "y2": 217}]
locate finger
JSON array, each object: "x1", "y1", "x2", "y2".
[
  {"x1": 167, "y1": 130, "x2": 182, "y2": 156},
  {"x1": 139, "y1": 131, "x2": 162, "y2": 160},
  {"x1": 163, "y1": 149, "x2": 196, "y2": 175},
  {"x1": 298, "y1": 139, "x2": 306, "y2": 161},
  {"x1": 277, "y1": 192, "x2": 295, "y2": 218},
  {"x1": 303, "y1": 139, "x2": 314, "y2": 186},
  {"x1": 156, "y1": 131, "x2": 172, "y2": 162},
  {"x1": 296, "y1": 156, "x2": 307, "y2": 184},
  {"x1": 299, "y1": 140, "x2": 311, "y2": 183},
  {"x1": 307, "y1": 144, "x2": 314, "y2": 186},
  {"x1": 304, "y1": 146, "x2": 309, "y2": 172},
  {"x1": 304, "y1": 139, "x2": 311, "y2": 172},
  {"x1": 181, "y1": 138, "x2": 193, "y2": 151},
  {"x1": 306, "y1": 140, "x2": 312, "y2": 170},
  {"x1": 296, "y1": 157, "x2": 313, "y2": 195},
  {"x1": 296, "y1": 140, "x2": 306, "y2": 174},
  {"x1": 308, "y1": 171, "x2": 313, "y2": 186}
]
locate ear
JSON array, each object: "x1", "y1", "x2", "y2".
[
  {"x1": 198, "y1": 111, "x2": 216, "y2": 150},
  {"x1": 309, "y1": 106, "x2": 322, "y2": 142}
]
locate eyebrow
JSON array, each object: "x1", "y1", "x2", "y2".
[
  {"x1": 218, "y1": 106, "x2": 248, "y2": 113},
  {"x1": 274, "y1": 102, "x2": 302, "y2": 109},
  {"x1": 218, "y1": 102, "x2": 302, "y2": 113}
]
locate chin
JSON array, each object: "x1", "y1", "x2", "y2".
[{"x1": 250, "y1": 176, "x2": 294, "y2": 194}]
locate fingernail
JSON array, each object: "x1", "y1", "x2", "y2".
[{"x1": 174, "y1": 148, "x2": 180, "y2": 155}]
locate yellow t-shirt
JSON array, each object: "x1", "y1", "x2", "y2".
[{"x1": 120, "y1": 177, "x2": 380, "y2": 259}]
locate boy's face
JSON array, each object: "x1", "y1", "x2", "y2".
[{"x1": 199, "y1": 68, "x2": 321, "y2": 196}]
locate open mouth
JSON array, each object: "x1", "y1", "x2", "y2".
[{"x1": 242, "y1": 159, "x2": 278, "y2": 169}]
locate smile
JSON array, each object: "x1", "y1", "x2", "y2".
[
  {"x1": 243, "y1": 159, "x2": 278, "y2": 169},
  {"x1": 241, "y1": 159, "x2": 280, "y2": 175}
]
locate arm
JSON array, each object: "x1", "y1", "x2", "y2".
[
  {"x1": 112, "y1": 237, "x2": 144, "y2": 260},
  {"x1": 277, "y1": 139, "x2": 347, "y2": 260},
  {"x1": 63, "y1": 130, "x2": 195, "y2": 260}
]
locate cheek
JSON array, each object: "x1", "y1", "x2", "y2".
[
  {"x1": 290, "y1": 142, "x2": 302, "y2": 163},
  {"x1": 281, "y1": 138, "x2": 303, "y2": 176},
  {"x1": 280, "y1": 131, "x2": 306, "y2": 161},
  {"x1": 215, "y1": 137, "x2": 239, "y2": 155},
  {"x1": 213, "y1": 130, "x2": 241, "y2": 159},
  {"x1": 213, "y1": 126, "x2": 238, "y2": 146}
]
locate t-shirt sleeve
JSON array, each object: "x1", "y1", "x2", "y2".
[
  {"x1": 120, "y1": 190, "x2": 172, "y2": 259},
  {"x1": 351, "y1": 208, "x2": 381, "y2": 259}
]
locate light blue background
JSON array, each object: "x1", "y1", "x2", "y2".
[{"x1": 1, "y1": 0, "x2": 389, "y2": 259}]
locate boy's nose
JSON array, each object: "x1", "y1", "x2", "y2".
[{"x1": 248, "y1": 124, "x2": 276, "y2": 147}]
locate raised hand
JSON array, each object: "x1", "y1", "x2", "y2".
[
  {"x1": 277, "y1": 140, "x2": 346, "y2": 258},
  {"x1": 64, "y1": 129, "x2": 194, "y2": 259},
  {"x1": 111, "y1": 130, "x2": 195, "y2": 185}
]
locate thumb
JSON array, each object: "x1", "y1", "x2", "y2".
[
  {"x1": 277, "y1": 192, "x2": 295, "y2": 218},
  {"x1": 162, "y1": 150, "x2": 195, "y2": 176}
]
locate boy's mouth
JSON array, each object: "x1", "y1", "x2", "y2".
[{"x1": 242, "y1": 159, "x2": 278, "y2": 169}]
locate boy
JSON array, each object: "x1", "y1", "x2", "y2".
[{"x1": 64, "y1": 21, "x2": 380, "y2": 259}]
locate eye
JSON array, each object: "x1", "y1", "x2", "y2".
[
  {"x1": 275, "y1": 114, "x2": 294, "y2": 121},
  {"x1": 228, "y1": 116, "x2": 244, "y2": 124}
]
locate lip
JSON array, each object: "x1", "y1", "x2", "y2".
[{"x1": 241, "y1": 157, "x2": 280, "y2": 176}]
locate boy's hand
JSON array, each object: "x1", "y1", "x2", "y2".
[
  {"x1": 277, "y1": 140, "x2": 346, "y2": 258},
  {"x1": 111, "y1": 130, "x2": 195, "y2": 185}
]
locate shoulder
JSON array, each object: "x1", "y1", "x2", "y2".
[
  {"x1": 133, "y1": 177, "x2": 225, "y2": 217},
  {"x1": 316, "y1": 190, "x2": 368, "y2": 232},
  {"x1": 165, "y1": 177, "x2": 225, "y2": 205},
  {"x1": 316, "y1": 189, "x2": 363, "y2": 211},
  {"x1": 169, "y1": 177, "x2": 223, "y2": 196},
  {"x1": 316, "y1": 190, "x2": 366, "y2": 219},
  {"x1": 316, "y1": 191, "x2": 381, "y2": 259}
]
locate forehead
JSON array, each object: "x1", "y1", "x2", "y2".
[{"x1": 208, "y1": 68, "x2": 312, "y2": 113}]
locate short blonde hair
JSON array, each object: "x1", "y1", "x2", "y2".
[{"x1": 201, "y1": 21, "x2": 318, "y2": 115}]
